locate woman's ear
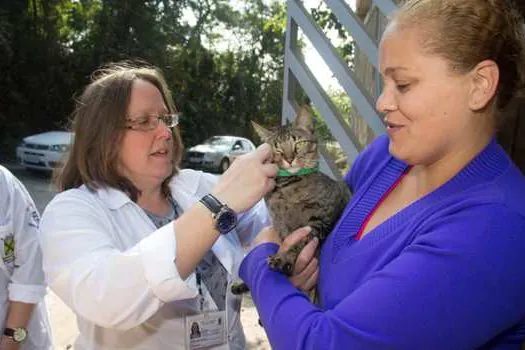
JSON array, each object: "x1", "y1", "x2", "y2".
[{"x1": 469, "y1": 60, "x2": 499, "y2": 111}]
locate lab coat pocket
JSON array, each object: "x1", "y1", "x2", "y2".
[{"x1": 0, "y1": 223, "x2": 15, "y2": 277}]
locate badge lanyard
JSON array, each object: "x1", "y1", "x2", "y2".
[
  {"x1": 196, "y1": 271, "x2": 205, "y2": 311},
  {"x1": 186, "y1": 273, "x2": 228, "y2": 349}
]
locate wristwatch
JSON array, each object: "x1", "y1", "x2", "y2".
[
  {"x1": 3, "y1": 327, "x2": 28, "y2": 343},
  {"x1": 199, "y1": 194, "x2": 238, "y2": 234}
]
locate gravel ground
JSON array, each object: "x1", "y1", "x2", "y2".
[{"x1": 46, "y1": 289, "x2": 270, "y2": 349}]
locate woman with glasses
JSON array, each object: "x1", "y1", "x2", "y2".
[{"x1": 38, "y1": 62, "x2": 318, "y2": 349}]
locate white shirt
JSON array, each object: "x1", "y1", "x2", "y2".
[
  {"x1": 0, "y1": 165, "x2": 53, "y2": 349},
  {"x1": 39, "y1": 169, "x2": 270, "y2": 349}
]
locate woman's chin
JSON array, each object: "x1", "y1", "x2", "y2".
[{"x1": 388, "y1": 142, "x2": 410, "y2": 163}]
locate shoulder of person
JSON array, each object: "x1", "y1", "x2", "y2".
[
  {"x1": 345, "y1": 134, "x2": 395, "y2": 191},
  {"x1": 170, "y1": 169, "x2": 219, "y2": 194},
  {"x1": 482, "y1": 167, "x2": 525, "y2": 219},
  {"x1": 0, "y1": 165, "x2": 17, "y2": 191},
  {"x1": 43, "y1": 185, "x2": 107, "y2": 216},
  {"x1": 0, "y1": 166, "x2": 34, "y2": 206}
]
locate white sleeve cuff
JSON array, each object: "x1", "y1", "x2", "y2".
[
  {"x1": 8, "y1": 283, "x2": 46, "y2": 304},
  {"x1": 139, "y1": 222, "x2": 197, "y2": 302}
]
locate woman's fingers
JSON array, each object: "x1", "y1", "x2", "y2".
[
  {"x1": 301, "y1": 264, "x2": 320, "y2": 292},
  {"x1": 290, "y1": 257, "x2": 319, "y2": 291},
  {"x1": 262, "y1": 162, "x2": 279, "y2": 177},
  {"x1": 253, "y1": 143, "x2": 274, "y2": 162},
  {"x1": 212, "y1": 143, "x2": 277, "y2": 212},
  {"x1": 292, "y1": 235, "x2": 319, "y2": 274},
  {"x1": 279, "y1": 226, "x2": 312, "y2": 254},
  {"x1": 283, "y1": 228, "x2": 319, "y2": 292}
]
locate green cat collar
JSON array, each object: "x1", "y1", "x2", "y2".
[{"x1": 277, "y1": 167, "x2": 319, "y2": 177}]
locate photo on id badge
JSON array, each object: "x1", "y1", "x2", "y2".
[{"x1": 185, "y1": 311, "x2": 227, "y2": 349}]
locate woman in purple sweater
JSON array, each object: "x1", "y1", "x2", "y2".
[{"x1": 240, "y1": 0, "x2": 525, "y2": 349}]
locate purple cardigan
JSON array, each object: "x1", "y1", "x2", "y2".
[{"x1": 239, "y1": 135, "x2": 525, "y2": 349}]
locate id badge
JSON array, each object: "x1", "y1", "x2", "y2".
[{"x1": 185, "y1": 310, "x2": 227, "y2": 349}]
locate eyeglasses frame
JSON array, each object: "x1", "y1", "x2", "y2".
[{"x1": 125, "y1": 113, "x2": 180, "y2": 131}]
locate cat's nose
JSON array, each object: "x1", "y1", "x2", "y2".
[{"x1": 283, "y1": 154, "x2": 294, "y2": 163}]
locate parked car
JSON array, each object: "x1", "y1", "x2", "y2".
[
  {"x1": 184, "y1": 135, "x2": 256, "y2": 173},
  {"x1": 16, "y1": 131, "x2": 74, "y2": 171}
]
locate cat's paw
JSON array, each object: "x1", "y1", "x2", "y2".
[
  {"x1": 267, "y1": 254, "x2": 294, "y2": 276},
  {"x1": 230, "y1": 281, "x2": 250, "y2": 295}
]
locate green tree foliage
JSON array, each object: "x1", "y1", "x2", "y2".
[
  {"x1": 0, "y1": 0, "x2": 286, "y2": 158},
  {"x1": 310, "y1": 3, "x2": 355, "y2": 69}
]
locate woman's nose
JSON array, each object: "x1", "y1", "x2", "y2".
[
  {"x1": 156, "y1": 121, "x2": 173, "y2": 139},
  {"x1": 376, "y1": 88, "x2": 396, "y2": 115}
]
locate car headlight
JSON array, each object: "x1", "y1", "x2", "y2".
[
  {"x1": 50, "y1": 144, "x2": 70, "y2": 152},
  {"x1": 18, "y1": 142, "x2": 27, "y2": 148}
]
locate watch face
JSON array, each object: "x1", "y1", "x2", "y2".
[
  {"x1": 216, "y1": 208, "x2": 238, "y2": 234},
  {"x1": 13, "y1": 328, "x2": 27, "y2": 342}
]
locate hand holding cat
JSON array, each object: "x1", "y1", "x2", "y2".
[
  {"x1": 212, "y1": 143, "x2": 278, "y2": 212},
  {"x1": 287, "y1": 228, "x2": 319, "y2": 292},
  {"x1": 255, "y1": 226, "x2": 320, "y2": 292}
]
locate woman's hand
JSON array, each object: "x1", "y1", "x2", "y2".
[
  {"x1": 1, "y1": 336, "x2": 20, "y2": 350},
  {"x1": 254, "y1": 226, "x2": 319, "y2": 293},
  {"x1": 212, "y1": 143, "x2": 278, "y2": 213},
  {"x1": 281, "y1": 227, "x2": 319, "y2": 292},
  {"x1": 287, "y1": 230, "x2": 319, "y2": 293}
]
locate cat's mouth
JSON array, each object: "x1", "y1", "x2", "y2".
[{"x1": 284, "y1": 166, "x2": 302, "y2": 174}]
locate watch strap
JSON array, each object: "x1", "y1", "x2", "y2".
[
  {"x1": 3, "y1": 328, "x2": 15, "y2": 337},
  {"x1": 199, "y1": 194, "x2": 237, "y2": 234},
  {"x1": 199, "y1": 194, "x2": 224, "y2": 216}
]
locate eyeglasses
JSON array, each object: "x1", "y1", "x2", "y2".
[{"x1": 125, "y1": 113, "x2": 180, "y2": 131}]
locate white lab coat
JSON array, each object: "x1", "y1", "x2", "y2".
[
  {"x1": 39, "y1": 169, "x2": 270, "y2": 350},
  {"x1": 0, "y1": 165, "x2": 53, "y2": 349}
]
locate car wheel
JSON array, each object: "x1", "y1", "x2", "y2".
[{"x1": 219, "y1": 158, "x2": 230, "y2": 173}]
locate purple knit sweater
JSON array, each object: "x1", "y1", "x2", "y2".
[{"x1": 240, "y1": 135, "x2": 525, "y2": 350}]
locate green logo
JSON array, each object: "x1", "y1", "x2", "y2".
[{"x1": 2, "y1": 234, "x2": 15, "y2": 264}]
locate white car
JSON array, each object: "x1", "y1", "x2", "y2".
[
  {"x1": 184, "y1": 136, "x2": 256, "y2": 173},
  {"x1": 16, "y1": 131, "x2": 74, "y2": 171}
]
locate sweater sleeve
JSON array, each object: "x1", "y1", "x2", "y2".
[{"x1": 239, "y1": 204, "x2": 525, "y2": 350}]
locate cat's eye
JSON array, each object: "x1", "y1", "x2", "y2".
[{"x1": 294, "y1": 140, "x2": 310, "y2": 151}]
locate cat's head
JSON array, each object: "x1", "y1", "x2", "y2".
[{"x1": 252, "y1": 106, "x2": 318, "y2": 173}]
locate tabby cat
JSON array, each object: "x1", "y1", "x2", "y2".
[{"x1": 231, "y1": 106, "x2": 350, "y2": 295}]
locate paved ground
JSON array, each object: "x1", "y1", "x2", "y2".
[{"x1": 2, "y1": 163, "x2": 270, "y2": 349}]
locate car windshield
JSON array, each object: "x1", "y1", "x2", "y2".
[{"x1": 203, "y1": 137, "x2": 234, "y2": 146}]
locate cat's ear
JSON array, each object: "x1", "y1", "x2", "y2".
[
  {"x1": 294, "y1": 106, "x2": 315, "y2": 133},
  {"x1": 251, "y1": 120, "x2": 272, "y2": 141}
]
